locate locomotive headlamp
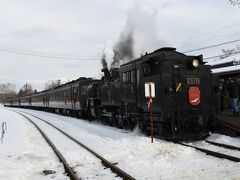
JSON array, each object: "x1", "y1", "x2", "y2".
[{"x1": 192, "y1": 59, "x2": 199, "y2": 68}]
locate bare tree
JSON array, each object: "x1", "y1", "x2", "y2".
[
  {"x1": 18, "y1": 83, "x2": 34, "y2": 96},
  {"x1": 219, "y1": 48, "x2": 236, "y2": 59},
  {"x1": 0, "y1": 83, "x2": 17, "y2": 103},
  {"x1": 229, "y1": 0, "x2": 240, "y2": 7},
  {"x1": 44, "y1": 79, "x2": 61, "y2": 90},
  {"x1": 219, "y1": 45, "x2": 240, "y2": 60},
  {"x1": 18, "y1": 89, "x2": 24, "y2": 97},
  {"x1": 0, "y1": 83, "x2": 16, "y2": 94}
]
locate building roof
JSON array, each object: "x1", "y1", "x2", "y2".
[{"x1": 209, "y1": 54, "x2": 240, "y2": 75}]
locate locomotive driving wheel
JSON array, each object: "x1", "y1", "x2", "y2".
[
  {"x1": 110, "y1": 112, "x2": 118, "y2": 127},
  {"x1": 128, "y1": 115, "x2": 137, "y2": 131}
]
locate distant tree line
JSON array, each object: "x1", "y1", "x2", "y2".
[
  {"x1": 0, "y1": 79, "x2": 62, "y2": 103},
  {"x1": 18, "y1": 83, "x2": 35, "y2": 96},
  {"x1": 17, "y1": 79, "x2": 61, "y2": 97},
  {"x1": 44, "y1": 79, "x2": 61, "y2": 90},
  {"x1": 0, "y1": 83, "x2": 17, "y2": 103},
  {"x1": 0, "y1": 83, "x2": 16, "y2": 94}
]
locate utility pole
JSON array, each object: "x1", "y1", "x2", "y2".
[{"x1": 25, "y1": 83, "x2": 28, "y2": 95}]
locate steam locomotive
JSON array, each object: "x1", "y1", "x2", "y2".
[{"x1": 4, "y1": 47, "x2": 219, "y2": 140}]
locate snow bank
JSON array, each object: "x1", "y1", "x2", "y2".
[
  {"x1": 15, "y1": 108, "x2": 240, "y2": 180},
  {"x1": 0, "y1": 107, "x2": 68, "y2": 179}
]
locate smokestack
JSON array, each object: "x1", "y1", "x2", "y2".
[
  {"x1": 101, "y1": 54, "x2": 108, "y2": 70},
  {"x1": 101, "y1": 68, "x2": 111, "y2": 81}
]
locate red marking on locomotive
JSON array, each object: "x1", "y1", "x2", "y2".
[{"x1": 188, "y1": 87, "x2": 200, "y2": 105}]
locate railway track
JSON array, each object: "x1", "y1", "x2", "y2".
[
  {"x1": 15, "y1": 110, "x2": 135, "y2": 180},
  {"x1": 205, "y1": 140, "x2": 240, "y2": 151},
  {"x1": 217, "y1": 118, "x2": 240, "y2": 134},
  {"x1": 178, "y1": 140, "x2": 240, "y2": 162},
  {"x1": 15, "y1": 111, "x2": 78, "y2": 180},
  {"x1": 12, "y1": 109, "x2": 240, "y2": 180}
]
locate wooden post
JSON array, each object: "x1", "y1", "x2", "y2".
[
  {"x1": 150, "y1": 104, "x2": 153, "y2": 143},
  {"x1": 149, "y1": 84, "x2": 153, "y2": 143},
  {"x1": 145, "y1": 82, "x2": 155, "y2": 143}
]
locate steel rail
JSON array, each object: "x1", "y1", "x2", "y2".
[
  {"x1": 17, "y1": 110, "x2": 136, "y2": 180},
  {"x1": 217, "y1": 119, "x2": 240, "y2": 134},
  {"x1": 205, "y1": 140, "x2": 240, "y2": 151},
  {"x1": 178, "y1": 142, "x2": 240, "y2": 162},
  {"x1": 15, "y1": 111, "x2": 79, "y2": 180}
]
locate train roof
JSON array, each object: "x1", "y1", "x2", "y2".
[
  {"x1": 120, "y1": 47, "x2": 202, "y2": 67},
  {"x1": 50, "y1": 77, "x2": 93, "y2": 90},
  {"x1": 5, "y1": 77, "x2": 99, "y2": 100}
]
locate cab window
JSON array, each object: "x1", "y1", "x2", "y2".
[
  {"x1": 137, "y1": 69, "x2": 140, "y2": 85},
  {"x1": 142, "y1": 64, "x2": 151, "y2": 77}
]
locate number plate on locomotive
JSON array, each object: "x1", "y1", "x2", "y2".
[{"x1": 187, "y1": 78, "x2": 200, "y2": 84}]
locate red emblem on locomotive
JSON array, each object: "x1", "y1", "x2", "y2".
[{"x1": 188, "y1": 87, "x2": 200, "y2": 105}]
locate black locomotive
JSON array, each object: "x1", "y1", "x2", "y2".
[{"x1": 4, "y1": 47, "x2": 219, "y2": 140}]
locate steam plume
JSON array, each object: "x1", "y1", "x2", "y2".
[
  {"x1": 102, "y1": 3, "x2": 164, "y2": 70},
  {"x1": 111, "y1": 30, "x2": 134, "y2": 68}
]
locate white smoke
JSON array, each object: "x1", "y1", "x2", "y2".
[
  {"x1": 102, "y1": 2, "x2": 165, "y2": 70},
  {"x1": 103, "y1": 40, "x2": 115, "y2": 70},
  {"x1": 127, "y1": 3, "x2": 162, "y2": 57}
]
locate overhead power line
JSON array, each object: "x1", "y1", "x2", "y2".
[
  {"x1": 1, "y1": 37, "x2": 240, "y2": 61},
  {"x1": 170, "y1": 21, "x2": 240, "y2": 46},
  {"x1": 204, "y1": 51, "x2": 240, "y2": 60},
  {"x1": 183, "y1": 38, "x2": 240, "y2": 53},
  {"x1": 0, "y1": 47, "x2": 100, "y2": 60}
]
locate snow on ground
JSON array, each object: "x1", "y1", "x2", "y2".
[
  {"x1": 23, "y1": 113, "x2": 121, "y2": 180},
  {"x1": 207, "y1": 133, "x2": 240, "y2": 147},
  {"x1": 187, "y1": 140, "x2": 240, "y2": 158},
  {"x1": 0, "y1": 108, "x2": 68, "y2": 180},
  {"x1": 8, "y1": 107, "x2": 240, "y2": 180}
]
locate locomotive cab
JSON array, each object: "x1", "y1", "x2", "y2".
[
  {"x1": 137, "y1": 49, "x2": 217, "y2": 140},
  {"x1": 118, "y1": 47, "x2": 217, "y2": 140}
]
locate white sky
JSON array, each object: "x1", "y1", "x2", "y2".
[{"x1": 0, "y1": 0, "x2": 240, "y2": 91}]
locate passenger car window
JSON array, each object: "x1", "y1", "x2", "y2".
[
  {"x1": 131, "y1": 71, "x2": 135, "y2": 83},
  {"x1": 127, "y1": 72, "x2": 131, "y2": 82},
  {"x1": 81, "y1": 86, "x2": 87, "y2": 95}
]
